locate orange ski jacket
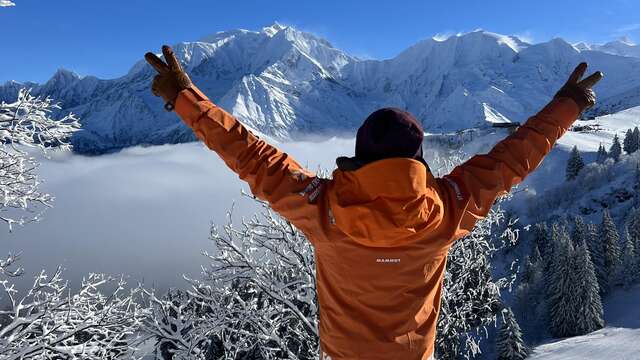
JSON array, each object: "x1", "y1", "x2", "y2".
[{"x1": 174, "y1": 85, "x2": 580, "y2": 359}]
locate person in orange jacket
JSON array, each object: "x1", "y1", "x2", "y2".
[{"x1": 146, "y1": 45, "x2": 603, "y2": 360}]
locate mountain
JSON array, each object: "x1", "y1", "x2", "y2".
[
  {"x1": 575, "y1": 37, "x2": 640, "y2": 59},
  {"x1": 2, "y1": 24, "x2": 640, "y2": 154}
]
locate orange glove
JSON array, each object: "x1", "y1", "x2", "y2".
[
  {"x1": 145, "y1": 45, "x2": 192, "y2": 111},
  {"x1": 554, "y1": 62, "x2": 604, "y2": 113}
]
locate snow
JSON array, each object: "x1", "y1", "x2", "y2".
[
  {"x1": 2, "y1": 25, "x2": 640, "y2": 155},
  {"x1": 529, "y1": 285, "x2": 640, "y2": 360},
  {"x1": 529, "y1": 327, "x2": 640, "y2": 360}
]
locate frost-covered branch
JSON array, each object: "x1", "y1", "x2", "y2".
[
  {"x1": 0, "y1": 88, "x2": 80, "y2": 231},
  {"x1": 0, "y1": 264, "x2": 148, "y2": 359}
]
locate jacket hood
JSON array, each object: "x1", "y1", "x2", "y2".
[{"x1": 328, "y1": 158, "x2": 444, "y2": 247}]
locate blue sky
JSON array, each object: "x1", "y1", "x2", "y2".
[{"x1": 1, "y1": 0, "x2": 639, "y2": 83}]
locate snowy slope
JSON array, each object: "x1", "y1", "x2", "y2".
[
  {"x1": 529, "y1": 284, "x2": 640, "y2": 360},
  {"x1": 2, "y1": 25, "x2": 640, "y2": 154}
]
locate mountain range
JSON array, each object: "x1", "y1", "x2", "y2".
[{"x1": 2, "y1": 23, "x2": 640, "y2": 154}]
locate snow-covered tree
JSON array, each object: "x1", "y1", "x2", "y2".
[
  {"x1": 514, "y1": 250, "x2": 545, "y2": 341},
  {"x1": 624, "y1": 129, "x2": 634, "y2": 154},
  {"x1": 571, "y1": 215, "x2": 588, "y2": 246},
  {"x1": 435, "y1": 197, "x2": 518, "y2": 360},
  {"x1": 620, "y1": 227, "x2": 638, "y2": 287},
  {"x1": 586, "y1": 222, "x2": 608, "y2": 294},
  {"x1": 0, "y1": 257, "x2": 148, "y2": 359},
  {"x1": 573, "y1": 241, "x2": 605, "y2": 334},
  {"x1": 601, "y1": 209, "x2": 621, "y2": 289},
  {"x1": 609, "y1": 134, "x2": 622, "y2": 162},
  {"x1": 596, "y1": 143, "x2": 608, "y2": 164},
  {"x1": 633, "y1": 127, "x2": 640, "y2": 153},
  {"x1": 0, "y1": 89, "x2": 80, "y2": 231},
  {"x1": 547, "y1": 225, "x2": 577, "y2": 338},
  {"x1": 496, "y1": 308, "x2": 529, "y2": 360},
  {"x1": 566, "y1": 145, "x2": 585, "y2": 181},
  {"x1": 531, "y1": 222, "x2": 551, "y2": 260}
]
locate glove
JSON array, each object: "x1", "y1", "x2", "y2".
[
  {"x1": 554, "y1": 62, "x2": 604, "y2": 113},
  {"x1": 145, "y1": 45, "x2": 192, "y2": 111}
]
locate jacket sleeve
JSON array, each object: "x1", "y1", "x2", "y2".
[
  {"x1": 438, "y1": 97, "x2": 581, "y2": 241},
  {"x1": 173, "y1": 86, "x2": 324, "y2": 239}
]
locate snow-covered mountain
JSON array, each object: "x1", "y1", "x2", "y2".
[
  {"x1": 575, "y1": 37, "x2": 640, "y2": 59},
  {"x1": 2, "y1": 24, "x2": 640, "y2": 154}
]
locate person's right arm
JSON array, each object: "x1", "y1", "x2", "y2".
[{"x1": 437, "y1": 63, "x2": 603, "y2": 241}]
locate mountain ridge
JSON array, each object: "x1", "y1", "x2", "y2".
[{"x1": 2, "y1": 24, "x2": 640, "y2": 154}]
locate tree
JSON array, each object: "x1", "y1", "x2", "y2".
[
  {"x1": 609, "y1": 134, "x2": 622, "y2": 162},
  {"x1": 633, "y1": 127, "x2": 640, "y2": 153},
  {"x1": 496, "y1": 308, "x2": 530, "y2": 360},
  {"x1": 601, "y1": 209, "x2": 621, "y2": 290},
  {"x1": 620, "y1": 227, "x2": 638, "y2": 287},
  {"x1": 573, "y1": 241, "x2": 605, "y2": 334},
  {"x1": 547, "y1": 225, "x2": 578, "y2": 337},
  {"x1": 586, "y1": 222, "x2": 608, "y2": 294},
  {"x1": 0, "y1": 256, "x2": 148, "y2": 359},
  {"x1": 571, "y1": 215, "x2": 588, "y2": 246},
  {"x1": 514, "y1": 249, "x2": 545, "y2": 342},
  {"x1": 596, "y1": 143, "x2": 608, "y2": 164},
  {"x1": 566, "y1": 145, "x2": 585, "y2": 181},
  {"x1": 0, "y1": 89, "x2": 80, "y2": 231},
  {"x1": 624, "y1": 129, "x2": 635, "y2": 154}
]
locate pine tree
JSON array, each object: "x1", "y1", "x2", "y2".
[
  {"x1": 566, "y1": 146, "x2": 585, "y2": 181},
  {"x1": 571, "y1": 215, "x2": 588, "y2": 245},
  {"x1": 532, "y1": 222, "x2": 551, "y2": 259},
  {"x1": 609, "y1": 134, "x2": 622, "y2": 162},
  {"x1": 601, "y1": 209, "x2": 621, "y2": 290},
  {"x1": 620, "y1": 227, "x2": 638, "y2": 287},
  {"x1": 573, "y1": 241, "x2": 605, "y2": 334},
  {"x1": 514, "y1": 249, "x2": 545, "y2": 341},
  {"x1": 633, "y1": 127, "x2": 640, "y2": 153},
  {"x1": 586, "y1": 222, "x2": 608, "y2": 294},
  {"x1": 596, "y1": 144, "x2": 608, "y2": 164},
  {"x1": 547, "y1": 226, "x2": 577, "y2": 337},
  {"x1": 496, "y1": 308, "x2": 530, "y2": 360},
  {"x1": 623, "y1": 129, "x2": 634, "y2": 154}
]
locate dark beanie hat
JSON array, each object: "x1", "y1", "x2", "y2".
[{"x1": 337, "y1": 107, "x2": 427, "y2": 171}]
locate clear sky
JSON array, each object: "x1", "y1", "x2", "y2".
[{"x1": 1, "y1": 0, "x2": 639, "y2": 84}]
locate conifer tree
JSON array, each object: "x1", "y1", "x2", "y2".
[
  {"x1": 532, "y1": 222, "x2": 551, "y2": 259},
  {"x1": 596, "y1": 143, "x2": 608, "y2": 164},
  {"x1": 620, "y1": 227, "x2": 638, "y2": 287},
  {"x1": 573, "y1": 241, "x2": 605, "y2": 334},
  {"x1": 496, "y1": 308, "x2": 530, "y2": 360},
  {"x1": 624, "y1": 129, "x2": 634, "y2": 154},
  {"x1": 601, "y1": 209, "x2": 621, "y2": 290},
  {"x1": 547, "y1": 226, "x2": 577, "y2": 337},
  {"x1": 566, "y1": 146, "x2": 585, "y2": 181},
  {"x1": 571, "y1": 215, "x2": 588, "y2": 245},
  {"x1": 633, "y1": 127, "x2": 640, "y2": 153},
  {"x1": 609, "y1": 134, "x2": 622, "y2": 162},
  {"x1": 586, "y1": 222, "x2": 608, "y2": 294}
]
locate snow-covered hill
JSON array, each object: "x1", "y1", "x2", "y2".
[{"x1": 2, "y1": 24, "x2": 640, "y2": 154}]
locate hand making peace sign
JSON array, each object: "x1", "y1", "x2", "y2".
[
  {"x1": 145, "y1": 45, "x2": 192, "y2": 111},
  {"x1": 554, "y1": 62, "x2": 604, "y2": 113}
]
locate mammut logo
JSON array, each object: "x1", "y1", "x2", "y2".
[{"x1": 376, "y1": 258, "x2": 401, "y2": 263}]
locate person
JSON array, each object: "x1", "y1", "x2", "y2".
[{"x1": 145, "y1": 45, "x2": 603, "y2": 360}]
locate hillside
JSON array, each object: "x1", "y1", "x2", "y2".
[{"x1": 529, "y1": 285, "x2": 640, "y2": 359}]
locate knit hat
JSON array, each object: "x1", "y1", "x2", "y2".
[{"x1": 336, "y1": 108, "x2": 428, "y2": 171}]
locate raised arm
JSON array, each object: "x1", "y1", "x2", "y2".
[
  {"x1": 438, "y1": 63, "x2": 604, "y2": 240},
  {"x1": 145, "y1": 46, "x2": 323, "y2": 237}
]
